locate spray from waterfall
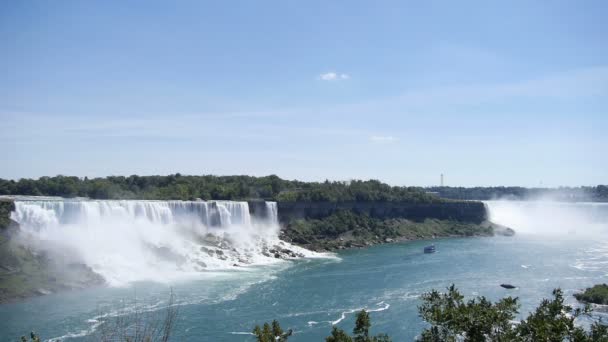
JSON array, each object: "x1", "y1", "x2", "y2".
[
  {"x1": 11, "y1": 199, "x2": 316, "y2": 286},
  {"x1": 485, "y1": 199, "x2": 608, "y2": 237}
]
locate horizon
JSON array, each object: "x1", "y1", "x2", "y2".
[{"x1": 1, "y1": 1, "x2": 607, "y2": 186}]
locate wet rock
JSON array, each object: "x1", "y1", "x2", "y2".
[{"x1": 200, "y1": 247, "x2": 214, "y2": 255}]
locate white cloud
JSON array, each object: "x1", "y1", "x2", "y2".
[
  {"x1": 318, "y1": 72, "x2": 350, "y2": 81},
  {"x1": 370, "y1": 135, "x2": 398, "y2": 143}
]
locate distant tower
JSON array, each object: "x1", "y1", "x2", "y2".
[{"x1": 440, "y1": 174, "x2": 444, "y2": 187}]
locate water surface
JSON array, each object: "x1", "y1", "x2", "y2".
[{"x1": 1, "y1": 235, "x2": 606, "y2": 341}]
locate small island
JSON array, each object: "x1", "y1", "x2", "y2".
[{"x1": 574, "y1": 284, "x2": 608, "y2": 305}]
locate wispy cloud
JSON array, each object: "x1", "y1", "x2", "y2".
[
  {"x1": 318, "y1": 72, "x2": 350, "y2": 81},
  {"x1": 370, "y1": 135, "x2": 399, "y2": 143}
]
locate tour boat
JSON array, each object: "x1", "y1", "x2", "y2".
[{"x1": 424, "y1": 245, "x2": 436, "y2": 253}]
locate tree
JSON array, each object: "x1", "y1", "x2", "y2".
[
  {"x1": 326, "y1": 327, "x2": 353, "y2": 342},
  {"x1": 21, "y1": 332, "x2": 40, "y2": 342},
  {"x1": 253, "y1": 320, "x2": 292, "y2": 342},
  {"x1": 353, "y1": 310, "x2": 373, "y2": 342},
  {"x1": 418, "y1": 285, "x2": 608, "y2": 342},
  {"x1": 325, "y1": 310, "x2": 391, "y2": 342}
]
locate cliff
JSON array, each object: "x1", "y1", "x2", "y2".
[
  {"x1": 274, "y1": 201, "x2": 487, "y2": 224},
  {"x1": 251, "y1": 200, "x2": 503, "y2": 252},
  {"x1": 0, "y1": 199, "x2": 16, "y2": 230}
]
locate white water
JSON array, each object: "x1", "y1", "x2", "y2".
[
  {"x1": 11, "y1": 199, "x2": 316, "y2": 286},
  {"x1": 485, "y1": 200, "x2": 608, "y2": 237}
]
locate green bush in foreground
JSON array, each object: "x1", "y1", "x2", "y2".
[
  {"x1": 418, "y1": 286, "x2": 608, "y2": 341},
  {"x1": 252, "y1": 320, "x2": 292, "y2": 342},
  {"x1": 254, "y1": 310, "x2": 390, "y2": 342},
  {"x1": 20, "y1": 332, "x2": 40, "y2": 342},
  {"x1": 254, "y1": 286, "x2": 608, "y2": 342}
]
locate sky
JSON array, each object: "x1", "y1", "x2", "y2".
[{"x1": 1, "y1": 0, "x2": 607, "y2": 187}]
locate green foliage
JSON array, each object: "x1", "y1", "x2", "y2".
[
  {"x1": 353, "y1": 310, "x2": 372, "y2": 340},
  {"x1": 426, "y1": 185, "x2": 608, "y2": 202},
  {"x1": 419, "y1": 285, "x2": 608, "y2": 342},
  {"x1": 0, "y1": 175, "x2": 438, "y2": 203},
  {"x1": 253, "y1": 311, "x2": 390, "y2": 342},
  {"x1": 278, "y1": 179, "x2": 438, "y2": 203},
  {"x1": 418, "y1": 284, "x2": 519, "y2": 342},
  {"x1": 284, "y1": 211, "x2": 493, "y2": 251},
  {"x1": 326, "y1": 327, "x2": 354, "y2": 342},
  {"x1": 574, "y1": 284, "x2": 608, "y2": 305},
  {"x1": 20, "y1": 332, "x2": 40, "y2": 342},
  {"x1": 2, "y1": 176, "x2": 605, "y2": 202},
  {"x1": 351, "y1": 310, "x2": 392, "y2": 342},
  {"x1": 253, "y1": 320, "x2": 292, "y2": 342},
  {"x1": 323, "y1": 310, "x2": 391, "y2": 342},
  {"x1": 515, "y1": 289, "x2": 581, "y2": 341},
  {"x1": 0, "y1": 199, "x2": 15, "y2": 229}
]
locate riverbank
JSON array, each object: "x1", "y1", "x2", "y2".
[{"x1": 279, "y1": 210, "x2": 513, "y2": 252}]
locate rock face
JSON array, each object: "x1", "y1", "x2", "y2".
[
  {"x1": 0, "y1": 199, "x2": 16, "y2": 230},
  {"x1": 274, "y1": 201, "x2": 487, "y2": 224}
]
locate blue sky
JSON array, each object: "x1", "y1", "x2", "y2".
[{"x1": 1, "y1": 1, "x2": 606, "y2": 186}]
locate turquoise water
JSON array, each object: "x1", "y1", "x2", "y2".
[{"x1": 1, "y1": 235, "x2": 607, "y2": 341}]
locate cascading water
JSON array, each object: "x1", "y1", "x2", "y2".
[
  {"x1": 265, "y1": 201, "x2": 279, "y2": 226},
  {"x1": 11, "y1": 199, "x2": 315, "y2": 286}
]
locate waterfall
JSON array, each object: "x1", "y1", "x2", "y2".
[
  {"x1": 11, "y1": 199, "x2": 310, "y2": 286},
  {"x1": 265, "y1": 201, "x2": 279, "y2": 225},
  {"x1": 484, "y1": 200, "x2": 608, "y2": 236}
]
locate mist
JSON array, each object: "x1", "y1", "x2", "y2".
[
  {"x1": 485, "y1": 199, "x2": 608, "y2": 237},
  {"x1": 10, "y1": 200, "x2": 318, "y2": 286}
]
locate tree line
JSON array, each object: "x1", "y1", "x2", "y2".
[
  {"x1": 426, "y1": 185, "x2": 608, "y2": 202},
  {"x1": 2, "y1": 174, "x2": 605, "y2": 203},
  {"x1": 0, "y1": 175, "x2": 439, "y2": 203}
]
